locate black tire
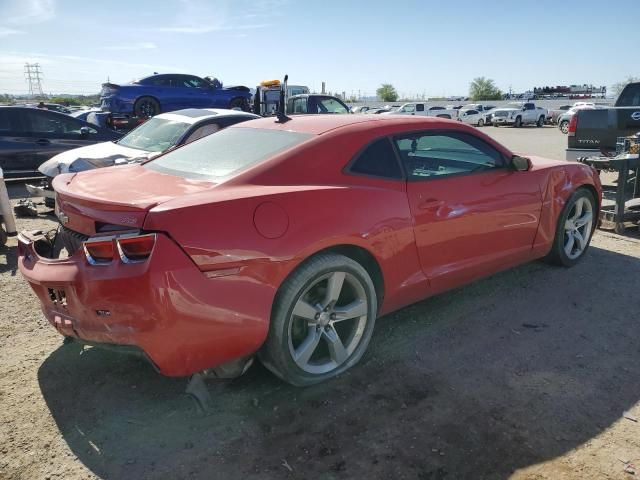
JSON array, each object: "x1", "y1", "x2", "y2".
[
  {"x1": 133, "y1": 96, "x2": 160, "y2": 117},
  {"x1": 436, "y1": 114, "x2": 451, "y2": 119},
  {"x1": 229, "y1": 97, "x2": 248, "y2": 111},
  {"x1": 546, "y1": 188, "x2": 597, "y2": 267},
  {"x1": 559, "y1": 120, "x2": 569, "y2": 134},
  {"x1": 478, "y1": 118, "x2": 485, "y2": 127},
  {"x1": 537, "y1": 116, "x2": 544, "y2": 127},
  {"x1": 514, "y1": 116, "x2": 522, "y2": 128},
  {"x1": 259, "y1": 253, "x2": 377, "y2": 386}
]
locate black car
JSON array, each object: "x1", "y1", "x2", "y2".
[{"x1": 0, "y1": 107, "x2": 122, "y2": 179}]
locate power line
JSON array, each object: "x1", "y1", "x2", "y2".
[{"x1": 24, "y1": 63, "x2": 44, "y2": 99}]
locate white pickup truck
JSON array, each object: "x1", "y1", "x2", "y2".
[
  {"x1": 491, "y1": 102, "x2": 547, "y2": 127},
  {"x1": 383, "y1": 102, "x2": 458, "y2": 119}
]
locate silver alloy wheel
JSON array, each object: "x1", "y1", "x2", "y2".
[
  {"x1": 563, "y1": 196, "x2": 593, "y2": 260},
  {"x1": 560, "y1": 121, "x2": 569, "y2": 134},
  {"x1": 288, "y1": 271, "x2": 368, "y2": 375}
]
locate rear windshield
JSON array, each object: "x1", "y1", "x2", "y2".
[
  {"x1": 118, "y1": 117, "x2": 190, "y2": 152},
  {"x1": 145, "y1": 127, "x2": 312, "y2": 180}
]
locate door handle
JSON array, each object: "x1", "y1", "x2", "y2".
[
  {"x1": 35, "y1": 139, "x2": 50, "y2": 146},
  {"x1": 418, "y1": 198, "x2": 444, "y2": 210}
]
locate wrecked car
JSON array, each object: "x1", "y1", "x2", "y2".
[
  {"x1": 19, "y1": 115, "x2": 601, "y2": 386},
  {"x1": 27, "y1": 108, "x2": 259, "y2": 205}
]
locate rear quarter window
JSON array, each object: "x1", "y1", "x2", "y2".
[{"x1": 349, "y1": 138, "x2": 403, "y2": 179}]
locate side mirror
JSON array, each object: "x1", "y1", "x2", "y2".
[
  {"x1": 512, "y1": 155, "x2": 531, "y2": 171},
  {"x1": 80, "y1": 126, "x2": 92, "y2": 136}
]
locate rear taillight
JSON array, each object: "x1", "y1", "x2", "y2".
[
  {"x1": 82, "y1": 234, "x2": 156, "y2": 265},
  {"x1": 568, "y1": 114, "x2": 578, "y2": 136},
  {"x1": 117, "y1": 234, "x2": 156, "y2": 263},
  {"x1": 83, "y1": 239, "x2": 115, "y2": 265}
]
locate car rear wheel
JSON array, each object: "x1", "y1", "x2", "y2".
[
  {"x1": 478, "y1": 118, "x2": 484, "y2": 127},
  {"x1": 537, "y1": 116, "x2": 545, "y2": 127},
  {"x1": 547, "y1": 188, "x2": 596, "y2": 267},
  {"x1": 514, "y1": 116, "x2": 522, "y2": 128},
  {"x1": 260, "y1": 253, "x2": 377, "y2": 386},
  {"x1": 134, "y1": 97, "x2": 160, "y2": 117},
  {"x1": 559, "y1": 120, "x2": 569, "y2": 134}
]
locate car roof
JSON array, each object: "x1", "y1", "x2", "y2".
[
  {"x1": 230, "y1": 114, "x2": 461, "y2": 135},
  {"x1": 154, "y1": 108, "x2": 259, "y2": 124}
]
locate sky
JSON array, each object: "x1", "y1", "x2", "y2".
[{"x1": 0, "y1": 0, "x2": 638, "y2": 98}]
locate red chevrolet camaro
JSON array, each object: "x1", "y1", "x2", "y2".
[{"x1": 19, "y1": 115, "x2": 601, "y2": 386}]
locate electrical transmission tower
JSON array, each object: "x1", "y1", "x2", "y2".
[{"x1": 24, "y1": 63, "x2": 44, "y2": 99}]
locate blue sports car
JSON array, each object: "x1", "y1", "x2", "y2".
[{"x1": 100, "y1": 73, "x2": 252, "y2": 117}]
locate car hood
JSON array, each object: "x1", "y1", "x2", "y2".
[
  {"x1": 38, "y1": 141, "x2": 160, "y2": 177},
  {"x1": 493, "y1": 107, "x2": 519, "y2": 113},
  {"x1": 53, "y1": 165, "x2": 215, "y2": 235}
]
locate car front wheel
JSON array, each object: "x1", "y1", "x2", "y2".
[
  {"x1": 547, "y1": 188, "x2": 596, "y2": 267},
  {"x1": 260, "y1": 253, "x2": 377, "y2": 386}
]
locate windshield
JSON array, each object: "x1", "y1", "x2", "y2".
[
  {"x1": 145, "y1": 127, "x2": 312, "y2": 181},
  {"x1": 117, "y1": 118, "x2": 191, "y2": 152}
]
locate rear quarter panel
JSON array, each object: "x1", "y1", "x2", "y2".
[{"x1": 144, "y1": 182, "x2": 425, "y2": 317}]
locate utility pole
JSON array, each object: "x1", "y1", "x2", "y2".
[{"x1": 24, "y1": 63, "x2": 44, "y2": 99}]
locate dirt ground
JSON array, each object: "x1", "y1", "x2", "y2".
[{"x1": 1, "y1": 126, "x2": 640, "y2": 480}]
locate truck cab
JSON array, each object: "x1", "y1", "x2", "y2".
[
  {"x1": 253, "y1": 81, "x2": 310, "y2": 116},
  {"x1": 385, "y1": 102, "x2": 457, "y2": 119},
  {"x1": 566, "y1": 82, "x2": 640, "y2": 160}
]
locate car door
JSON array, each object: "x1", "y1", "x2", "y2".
[
  {"x1": 394, "y1": 129, "x2": 542, "y2": 292},
  {"x1": 21, "y1": 109, "x2": 103, "y2": 168},
  {"x1": 0, "y1": 108, "x2": 37, "y2": 178},
  {"x1": 172, "y1": 75, "x2": 208, "y2": 109},
  {"x1": 523, "y1": 103, "x2": 535, "y2": 122}
]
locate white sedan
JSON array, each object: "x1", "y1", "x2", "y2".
[{"x1": 457, "y1": 109, "x2": 488, "y2": 126}]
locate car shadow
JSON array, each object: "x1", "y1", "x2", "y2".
[{"x1": 38, "y1": 245, "x2": 640, "y2": 479}]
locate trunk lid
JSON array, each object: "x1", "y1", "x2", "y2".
[{"x1": 53, "y1": 165, "x2": 214, "y2": 235}]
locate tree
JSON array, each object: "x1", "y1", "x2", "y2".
[
  {"x1": 469, "y1": 77, "x2": 503, "y2": 101},
  {"x1": 611, "y1": 76, "x2": 640, "y2": 97},
  {"x1": 377, "y1": 84, "x2": 398, "y2": 102}
]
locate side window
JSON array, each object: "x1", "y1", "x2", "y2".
[
  {"x1": 401, "y1": 104, "x2": 415, "y2": 113},
  {"x1": 181, "y1": 76, "x2": 207, "y2": 88},
  {"x1": 148, "y1": 76, "x2": 171, "y2": 87},
  {"x1": 394, "y1": 131, "x2": 505, "y2": 180},
  {"x1": 616, "y1": 84, "x2": 640, "y2": 107},
  {"x1": 416, "y1": 104, "x2": 425, "y2": 112},
  {"x1": 23, "y1": 111, "x2": 91, "y2": 135},
  {"x1": 349, "y1": 138, "x2": 403, "y2": 179},
  {"x1": 317, "y1": 98, "x2": 348, "y2": 114},
  {"x1": 183, "y1": 123, "x2": 220, "y2": 144},
  {"x1": 293, "y1": 98, "x2": 307, "y2": 113}
]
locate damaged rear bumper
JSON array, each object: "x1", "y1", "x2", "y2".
[{"x1": 17, "y1": 230, "x2": 271, "y2": 377}]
